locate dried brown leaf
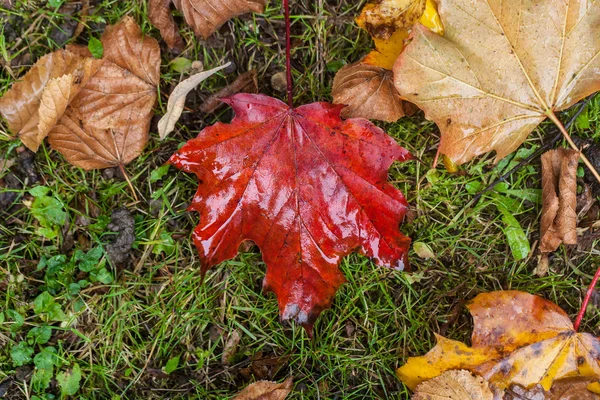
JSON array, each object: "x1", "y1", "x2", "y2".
[
  {"x1": 148, "y1": 0, "x2": 184, "y2": 51},
  {"x1": 332, "y1": 62, "x2": 405, "y2": 122},
  {"x1": 505, "y1": 377, "x2": 600, "y2": 400},
  {"x1": 221, "y1": 329, "x2": 241, "y2": 366},
  {"x1": 233, "y1": 377, "x2": 293, "y2": 400},
  {"x1": 360, "y1": 0, "x2": 427, "y2": 40},
  {"x1": 0, "y1": 51, "x2": 100, "y2": 151},
  {"x1": 49, "y1": 17, "x2": 160, "y2": 169},
  {"x1": 540, "y1": 149, "x2": 578, "y2": 253},
  {"x1": 152, "y1": 0, "x2": 267, "y2": 40},
  {"x1": 413, "y1": 370, "x2": 496, "y2": 400},
  {"x1": 199, "y1": 69, "x2": 258, "y2": 114}
]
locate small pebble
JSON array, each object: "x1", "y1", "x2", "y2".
[{"x1": 271, "y1": 71, "x2": 287, "y2": 92}]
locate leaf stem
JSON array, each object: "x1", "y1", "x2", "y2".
[
  {"x1": 283, "y1": 0, "x2": 293, "y2": 107},
  {"x1": 546, "y1": 110, "x2": 600, "y2": 185},
  {"x1": 118, "y1": 163, "x2": 139, "y2": 202},
  {"x1": 573, "y1": 266, "x2": 600, "y2": 332}
]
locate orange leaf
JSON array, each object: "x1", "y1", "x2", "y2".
[{"x1": 397, "y1": 291, "x2": 600, "y2": 391}]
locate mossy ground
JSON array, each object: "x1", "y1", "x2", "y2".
[{"x1": 1, "y1": 1, "x2": 600, "y2": 399}]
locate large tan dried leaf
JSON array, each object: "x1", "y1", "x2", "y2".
[
  {"x1": 394, "y1": 0, "x2": 600, "y2": 165},
  {"x1": 540, "y1": 149, "x2": 578, "y2": 253},
  {"x1": 157, "y1": 62, "x2": 230, "y2": 139},
  {"x1": 413, "y1": 370, "x2": 496, "y2": 400},
  {"x1": 332, "y1": 63, "x2": 405, "y2": 123},
  {"x1": 148, "y1": 0, "x2": 184, "y2": 51},
  {"x1": 150, "y1": 0, "x2": 267, "y2": 42},
  {"x1": 397, "y1": 291, "x2": 600, "y2": 391},
  {"x1": 0, "y1": 51, "x2": 100, "y2": 151},
  {"x1": 50, "y1": 16, "x2": 160, "y2": 169},
  {"x1": 233, "y1": 377, "x2": 293, "y2": 400}
]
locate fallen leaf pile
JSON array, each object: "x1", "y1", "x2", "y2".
[
  {"x1": 0, "y1": 17, "x2": 160, "y2": 170},
  {"x1": 169, "y1": 93, "x2": 412, "y2": 331},
  {"x1": 539, "y1": 149, "x2": 578, "y2": 253},
  {"x1": 394, "y1": 0, "x2": 600, "y2": 165},
  {"x1": 397, "y1": 291, "x2": 600, "y2": 393},
  {"x1": 331, "y1": 0, "x2": 443, "y2": 122},
  {"x1": 148, "y1": 0, "x2": 267, "y2": 49}
]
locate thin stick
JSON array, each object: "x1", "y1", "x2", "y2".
[
  {"x1": 118, "y1": 163, "x2": 139, "y2": 202},
  {"x1": 472, "y1": 98, "x2": 592, "y2": 203},
  {"x1": 283, "y1": 0, "x2": 293, "y2": 107},
  {"x1": 573, "y1": 266, "x2": 600, "y2": 332},
  {"x1": 547, "y1": 109, "x2": 600, "y2": 184}
]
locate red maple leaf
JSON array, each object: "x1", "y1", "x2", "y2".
[{"x1": 169, "y1": 94, "x2": 411, "y2": 331}]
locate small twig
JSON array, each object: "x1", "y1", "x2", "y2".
[
  {"x1": 547, "y1": 109, "x2": 600, "y2": 184},
  {"x1": 573, "y1": 266, "x2": 600, "y2": 332},
  {"x1": 283, "y1": 0, "x2": 293, "y2": 107},
  {"x1": 118, "y1": 163, "x2": 140, "y2": 202},
  {"x1": 472, "y1": 98, "x2": 593, "y2": 203}
]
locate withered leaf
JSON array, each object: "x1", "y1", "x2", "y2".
[
  {"x1": 360, "y1": 0, "x2": 427, "y2": 40},
  {"x1": 413, "y1": 370, "x2": 495, "y2": 400},
  {"x1": 49, "y1": 17, "x2": 160, "y2": 169},
  {"x1": 233, "y1": 377, "x2": 293, "y2": 400},
  {"x1": 397, "y1": 291, "x2": 600, "y2": 391},
  {"x1": 394, "y1": 0, "x2": 600, "y2": 165},
  {"x1": 0, "y1": 17, "x2": 160, "y2": 170},
  {"x1": 331, "y1": 0, "x2": 442, "y2": 122},
  {"x1": 332, "y1": 63, "x2": 405, "y2": 123},
  {"x1": 505, "y1": 377, "x2": 600, "y2": 400},
  {"x1": 148, "y1": 0, "x2": 184, "y2": 51},
  {"x1": 157, "y1": 63, "x2": 231, "y2": 140},
  {"x1": 150, "y1": 0, "x2": 267, "y2": 43},
  {"x1": 0, "y1": 51, "x2": 101, "y2": 151},
  {"x1": 540, "y1": 149, "x2": 578, "y2": 253}
]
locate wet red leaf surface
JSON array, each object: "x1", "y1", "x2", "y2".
[{"x1": 169, "y1": 94, "x2": 411, "y2": 331}]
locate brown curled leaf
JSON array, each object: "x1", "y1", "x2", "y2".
[
  {"x1": 0, "y1": 50, "x2": 101, "y2": 151},
  {"x1": 540, "y1": 149, "x2": 578, "y2": 253},
  {"x1": 505, "y1": 377, "x2": 600, "y2": 400},
  {"x1": 233, "y1": 377, "x2": 293, "y2": 400},
  {"x1": 199, "y1": 70, "x2": 258, "y2": 114},
  {"x1": 332, "y1": 62, "x2": 405, "y2": 122},
  {"x1": 148, "y1": 0, "x2": 184, "y2": 51}
]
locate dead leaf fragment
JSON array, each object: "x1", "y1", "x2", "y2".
[
  {"x1": 157, "y1": 62, "x2": 231, "y2": 139},
  {"x1": 394, "y1": 0, "x2": 600, "y2": 165},
  {"x1": 359, "y1": 0, "x2": 427, "y2": 40},
  {"x1": 540, "y1": 149, "x2": 578, "y2": 252},
  {"x1": 148, "y1": 0, "x2": 184, "y2": 51},
  {"x1": 332, "y1": 63, "x2": 405, "y2": 122},
  {"x1": 221, "y1": 329, "x2": 241, "y2": 365},
  {"x1": 199, "y1": 70, "x2": 258, "y2": 114},
  {"x1": 50, "y1": 17, "x2": 160, "y2": 169},
  {"x1": 150, "y1": 0, "x2": 267, "y2": 42},
  {"x1": 505, "y1": 377, "x2": 600, "y2": 400},
  {"x1": 413, "y1": 370, "x2": 495, "y2": 400},
  {"x1": 233, "y1": 377, "x2": 293, "y2": 400},
  {"x1": 397, "y1": 291, "x2": 600, "y2": 391}
]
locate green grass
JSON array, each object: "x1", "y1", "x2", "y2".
[{"x1": 1, "y1": 0, "x2": 600, "y2": 399}]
